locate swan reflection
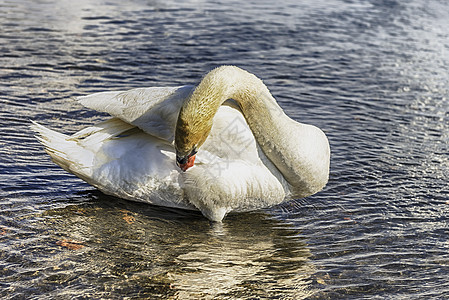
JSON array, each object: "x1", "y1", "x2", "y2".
[
  {"x1": 170, "y1": 216, "x2": 314, "y2": 299},
  {"x1": 38, "y1": 193, "x2": 315, "y2": 299}
]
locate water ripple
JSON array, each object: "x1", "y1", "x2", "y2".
[{"x1": 1, "y1": 0, "x2": 449, "y2": 298}]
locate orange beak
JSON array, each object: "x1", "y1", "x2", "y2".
[{"x1": 178, "y1": 154, "x2": 196, "y2": 172}]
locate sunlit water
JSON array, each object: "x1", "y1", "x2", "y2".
[{"x1": 1, "y1": 0, "x2": 448, "y2": 298}]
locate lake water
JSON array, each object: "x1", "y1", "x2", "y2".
[{"x1": 1, "y1": 0, "x2": 448, "y2": 298}]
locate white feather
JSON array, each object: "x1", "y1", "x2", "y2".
[
  {"x1": 77, "y1": 85, "x2": 194, "y2": 142},
  {"x1": 32, "y1": 66, "x2": 330, "y2": 222},
  {"x1": 31, "y1": 106, "x2": 287, "y2": 221}
]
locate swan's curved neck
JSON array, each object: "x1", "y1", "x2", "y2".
[{"x1": 176, "y1": 66, "x2": 329, "y2": 196}]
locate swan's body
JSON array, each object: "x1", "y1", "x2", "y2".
[{"x1": 32, "y1": 66, "x2": 330, "y2": 221}]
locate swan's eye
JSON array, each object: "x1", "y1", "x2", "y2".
[{"x1": 176, "y1": 155, "x2": 188, "y2": 165}]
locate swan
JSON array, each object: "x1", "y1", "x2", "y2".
[{"x1": 32, "y1": 66, "x2": 330, "y2": 221}]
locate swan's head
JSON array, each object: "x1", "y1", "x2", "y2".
[
  {"x1": 174, "y1": 67, "x2": 231, "y2": 171},
  {"x1": 175, "y1": 110, "x2": 213, "y2": 172}
]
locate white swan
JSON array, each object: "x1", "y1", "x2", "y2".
[{"x1": 32, "y1": 66, "x2": 330, "y2": 221}]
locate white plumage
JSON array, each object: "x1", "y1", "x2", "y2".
[{"x1": 32, "y1": 67, "x2": 330, "y2": 221}]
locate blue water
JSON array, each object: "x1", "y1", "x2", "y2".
[{"x1": 1, "y1": 0, "x2": 448, "y2": 298}]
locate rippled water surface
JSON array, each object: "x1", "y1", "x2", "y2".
[{"x1": 1, "y1": 0, "x2": 449, "y2": 298}]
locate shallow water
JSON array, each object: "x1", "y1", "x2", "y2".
[{"x1": 1, "y1": 0, "x2": 449, "y2": 298}]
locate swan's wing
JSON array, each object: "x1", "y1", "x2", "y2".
[
  {"x1": 77, "y1": 85, "x2": 195, "y2": 142},
  {"x1": 32, "y1": 119, "x2": 195, "y2": 211}
]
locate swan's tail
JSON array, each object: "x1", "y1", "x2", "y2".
[
  {"x1": 31, "y1": 119, "x2": 137, "y2": 183},
  {"x1": 30, "y1": 121, "x2": 95, "y2": 182}
]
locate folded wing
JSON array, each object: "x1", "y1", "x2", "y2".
[{"x1": 77, "y1": 85, "x2": 195, "y2": 143}]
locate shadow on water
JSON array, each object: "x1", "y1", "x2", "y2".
[{"x1": 2, "y1": 191, "x2": 315, "y2": 299}]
